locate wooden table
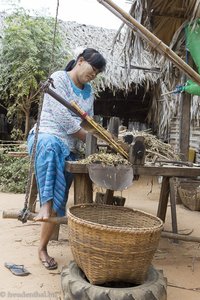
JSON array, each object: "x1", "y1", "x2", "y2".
[{"x1": 66, "y1": 162, "x2": 200, "y2": 233}]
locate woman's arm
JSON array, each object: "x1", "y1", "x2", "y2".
[{"x1": 72, "y1": 128, "x2": 87, "y2": 142}]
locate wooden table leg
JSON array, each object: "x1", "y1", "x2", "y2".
[
  {"x1": 50, "y1": 224, "x2": 60, "y2": 241},
  {"x1": 103, "y1": 189, "x2": 114, "y2": 204},
  {"x1": 74, "y1": 174, "x2": 93, "y2": 204},
  {"x1": 157, "y1": 176, "x2": 170, "y2": 222},
  {"x1": 169, "y1": 177, "x2": 178, "y2": 235},
  {"x1": 157, "y1": 176, "x2": 178, "y2": 240}
]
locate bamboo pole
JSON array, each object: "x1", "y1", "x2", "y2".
[
  {"x1": 97, "y1": 0, "x2": 200, "y2": 86},
  {"x1": 70, "y1": 101, "x2": 129, "y2": 158}
]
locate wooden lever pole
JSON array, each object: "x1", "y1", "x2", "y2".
[
  {"x1": 3, "y1": 210, "x2": 67, "y2": 225},
  {"x1": 43, "y1": 84, "x2": 129, "y2": 159},
  {"x1": 97, "y1": 0, "x2": 200, "y2": 86},
  {"x1": 4, "y1": 209, "x2": 200, "y2": 242}
]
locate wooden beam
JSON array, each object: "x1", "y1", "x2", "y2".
[
  {"x1": 2, "y1": 211, "x2": 67, "y2": 224},
  {"x1": 66, "y1": 162, "x2": 200, "y2": 178},
  {"x1": 133, "y1": 165, "x2": 200, "y2": 177},
  {"x1": 161, "y1": 231, "x2": 200, "y2": 243}
]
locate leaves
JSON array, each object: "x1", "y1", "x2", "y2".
[
  {"x1": 0, "y1": 151, "x2": 30, "y2": 193},
  {"x1": 0, "y1": 8, "x2": 69, "y2": 137}
]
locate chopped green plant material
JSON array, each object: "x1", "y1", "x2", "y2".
[
  {"x1": 78, "y1": 153, "x2": 131, "y2": 166},
  {"x1": 0, "y1": 151, "x2": 30, "y2": 193}
]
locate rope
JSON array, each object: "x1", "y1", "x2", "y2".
[
  {"x1": 18, "y1": 87, "x2": 44, "y2": 223},
  {"x1": 48, "y1": 0, "x2": 60, "y2": 76},
  {"x1": 18, "y1": 1, "x2": 60, "y2": 223}
]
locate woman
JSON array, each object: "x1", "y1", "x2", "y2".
[{"x1": 27, "y1": 48, "x2": 106, "y2": 270}]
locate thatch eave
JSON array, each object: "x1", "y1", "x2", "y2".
[
  {"x1": 0, "y1": 11, "x2": 160, "y2": 93},
  {"x1": 59, "y1": 20, "x2": 161, "y2": 94}
]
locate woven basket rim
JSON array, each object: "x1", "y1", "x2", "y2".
[{"x1": 67, "y1": 204, "x2": 163, "y2": 233}]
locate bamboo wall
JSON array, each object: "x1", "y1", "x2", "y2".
[{"x1": 169, "y1": 117, "x2": 200, "y2": 164}]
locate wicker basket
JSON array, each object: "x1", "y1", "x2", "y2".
[
  {"x1": 67, "y1": 204, "x2": 163, "y2": 285},
  {"x1": 178, "y1": 180, "x2": 200, "y2": 211}
]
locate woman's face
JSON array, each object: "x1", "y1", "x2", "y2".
[{"x1": 77, "y1": 58, "x2": 99, "y2": 83}]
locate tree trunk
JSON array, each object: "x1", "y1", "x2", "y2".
[{"x1": 24, "y1": 109, "x2": 30, "y2": 140}]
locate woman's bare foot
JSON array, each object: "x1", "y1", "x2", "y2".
[
  {"x1": 34, "y1": 201, "x2": 52, "y2": 221},
  {"x1": 39, "y1": 249, "x2": 57, "y2": 270}
]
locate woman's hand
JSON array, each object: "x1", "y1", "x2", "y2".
[{"x1": 73, "y1": 128, "x2": 87, "y2": 142}]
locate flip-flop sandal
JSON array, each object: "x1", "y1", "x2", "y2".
[
  {"x1": 41, "y1": 258, "x2": 58, "y2": 270},
  {"x1": 4, "y1": 262, "x2": 30, "y2": 276}
]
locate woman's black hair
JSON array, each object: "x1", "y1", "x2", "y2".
[{"x1": 65, "y1": 48, "x2": 106, "y2": 72}]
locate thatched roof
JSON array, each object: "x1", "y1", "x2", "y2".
[
  {"x1": 123, "y1": 0, "x2": 200, "y2": 52},
  {"x1": 60, "y1": 20, "x2": 160, "y2": 93},
  {"x1": 134, "y1": 0, "x2": 200, "y2": 45},
  {"x1": 116, "y1": 0, "x2": 200, "y2": 136},
  {"x1": 0, "y1": 12, "x2": 160, "y2": 93},
  {"x1": 2, "y1": 4, "x2": 199, "y2": 137}
]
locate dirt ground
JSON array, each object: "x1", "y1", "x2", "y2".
[{"x1": 1, "y1": 176, "x2": 200, "y2": 300}]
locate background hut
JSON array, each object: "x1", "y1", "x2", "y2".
[
  {"x1": 60, "y1": 20, "x2": 160, "y2": 131},
  {"x1": 1, "y1": 3, "x2": 200, "y2": 164},
  {"x1": 0, "y1": 12, "x2": 161, "y2": 139},
  {"x1": 115, "y1": 0, "x2": 200, "y2": 162}
]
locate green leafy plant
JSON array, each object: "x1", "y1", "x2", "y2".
[
  {"x1": 0, "y1": 8, "x2": 68, "y2": 139},
  {"x1": 0, "y1": 151, "x2": 30, "y2": 193}
]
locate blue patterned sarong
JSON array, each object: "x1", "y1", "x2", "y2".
[{"x1": 27, "y1": 132, "x2": 75, "y2": 216}]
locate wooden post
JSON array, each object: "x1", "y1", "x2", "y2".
[
  {"x1": 129, "y1": 136, "x2": 145, "y2": 180},
  {"x1": 103, "y1": 189, "x2": 114, "y2": 205},
  {"x1": 27, "y1": 173, "x2": 38, "y2": 213},
  {"x1": 50, "y1": 224, "x2": 60, "y2": 241},
  {"x1": 85, "y1": 132, "x2": 97, "y2": 157},
  {"x1": 179, "y1": 54, "x2": 193, "y2": 161},
  {"x1": 157, "y1": 176, "x2": 170, "y2": 222},
  {"x1": 27, "y1": 173, "x2": 60, "y2": 240},
  {"x1": 74, "y1": 174, "x2": 93, "y2": 204},
  {"x1": 95, "y1": 192, "x2": 126, "y2": 206},
  {"x1": 179, "y1": 91, "x2": 191, "y2": 161},
  {"x1": 129, "y1": 136, "x2": 145, "y2": 165},
  {"x1": 103, "y1": 117, "x2": 121, "y2": 204},
  {"x1": 108, "y1": 116, "x2": 120, "y2": 137},
  {"x1": 169, "y1": 177, "x2": 178, "y2": 242},
  {"x1": 157, "y1": 176, "x2": 178, "y2": 239}
]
